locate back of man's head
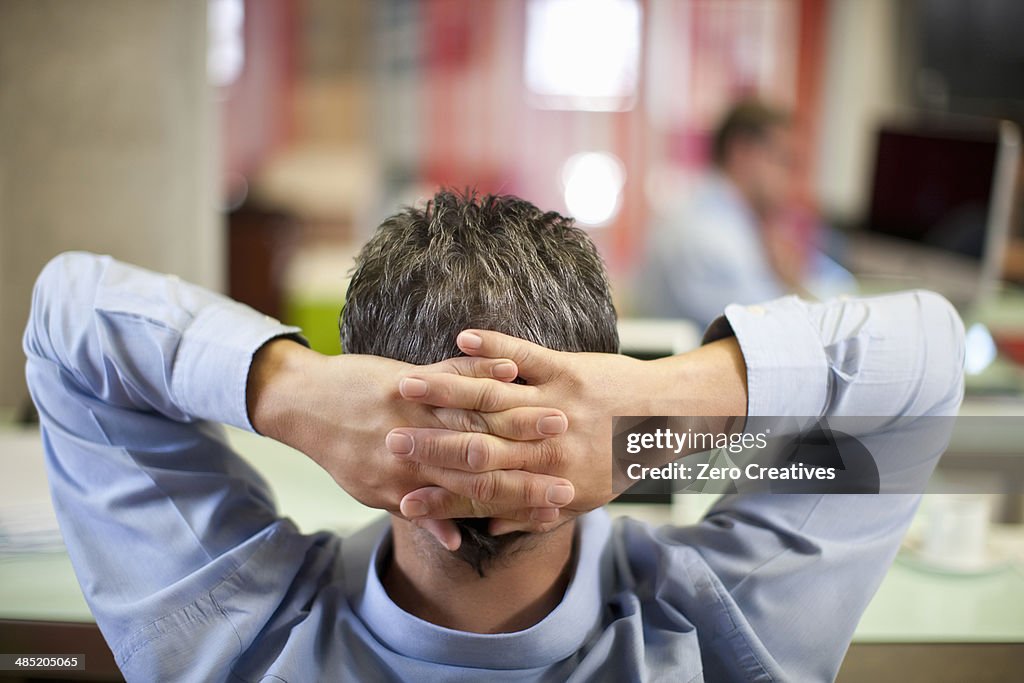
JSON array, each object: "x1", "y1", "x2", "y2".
[{"x1": 340, "y1": 189, "x2": 619, "y2": 575}]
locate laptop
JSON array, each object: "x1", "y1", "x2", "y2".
[{"x1": 846, "y1": 119, "x2": 1021, "y2": 311}]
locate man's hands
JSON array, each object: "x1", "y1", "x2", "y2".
[
  {"x1": 246, "y1": 329, "x2": 747, "y2": 550},
  {"x1": 391, "y1": 330, "x2": 749, "y2": 537},
  {"x1": 246, "y1": 339, "x2": 577, "y2": 549}
]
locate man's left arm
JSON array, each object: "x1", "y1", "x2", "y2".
[
  {"x1": 394, "y1": 290, "x2": 964, "y2": 681},
  {"x1": 664, "y1": 291, "x2": 965, "y2": 681}
]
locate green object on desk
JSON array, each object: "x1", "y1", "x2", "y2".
[{"x1": 285, "y1": 296, "x2": 344, "y2": 356}]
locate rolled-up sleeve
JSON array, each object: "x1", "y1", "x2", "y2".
[
  {"x1": 703, "y1": 290, "x2": 965, "y2": 419},
  {"x1": 667, "y1": 290, "x2": 965, "y2": 681},
  {"x1": 23, "y1": 252, "x2": 315, "y2": 679}
]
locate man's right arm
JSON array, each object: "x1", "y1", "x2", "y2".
[{"x1": 22, "y1": 252, "x2": 580, "y2": 677}]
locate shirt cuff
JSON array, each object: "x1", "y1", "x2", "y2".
[
  {"x1": 703, "y1": 297, "x2": 829, "y2": 417},
  {"x1": 171, "y1": 300, "x2": 306, "y2": 431}
]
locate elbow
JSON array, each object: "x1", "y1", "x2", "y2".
[
  {"x1": 23, "y1": 253, "x2": 68, "y2": 361},
  {"x1": 22, "y1": 251, "x2": 104, "y2": 361},
  {"x1": 916, "y1": 290, "x2": 966, "y2": 416}
]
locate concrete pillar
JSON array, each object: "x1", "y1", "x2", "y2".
[
  {"x1": 0, "y1": 0, "x2": 220, "y2": 410},
  {"x1": 815, "y1": 0, "x2": 909, "y2": 222}
]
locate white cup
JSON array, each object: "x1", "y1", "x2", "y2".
[{"x1": 920, "y1": 494, "x2": 991, "y2": 571}]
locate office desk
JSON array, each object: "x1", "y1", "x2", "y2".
[{"x1": 3, "y1": 427, "x2": 1024, "y2": 680}]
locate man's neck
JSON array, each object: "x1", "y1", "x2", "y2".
[{"x1": 382, "y1": 519, "x2": 577, "y2": 634}]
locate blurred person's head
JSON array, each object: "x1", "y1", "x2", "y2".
[
  {"x1": 711, "y1": 100, "x2": 795, "y2": 219},
  {"x1": 341, "y1": 189, "x2": 619, "y2": 577}
]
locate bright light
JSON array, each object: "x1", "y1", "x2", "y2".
[
  {"x1": 524, "y1": 0, "x2": 641, "y2": 111},
  {"x1": 561, "y1": 152, "x2": 626, "y2": 227},
  {"x1": 208, "y1": 0, "x2": 245, "y2": 87},
  {"x1": 964, "y1": 322, "x2": 997, "y2": 375}
]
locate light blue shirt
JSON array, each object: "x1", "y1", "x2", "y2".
[
  {"x1": 638, "y1": 175, "x2": 855, "y2": 329},
  {"x1": 24, "y1": 252, "x2": 964, "y2": 682},
  {"x1": 639, "y1": 174, "x2": 785, "y2": 328}
]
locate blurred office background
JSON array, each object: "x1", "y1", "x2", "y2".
[
  {"x1": 2, "y1": 0, "x2": 1024, "y2": 379},
  {"x1": 3, "y1": 1, "x2": 1024, "y2": 680}
]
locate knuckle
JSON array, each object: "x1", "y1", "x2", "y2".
[
  {"x1": 398, "y1": 458, "x2": 424, "y2": 479},
  {"x1": 439, "y1": 380, "x2": 458, "y2": 407},
  {"x1": 432, "y1": 408, "x2": 478, "y2": 434},
  {"x1": 470, "y1": 472, "x2": 498, "y2": 503},
  {"x1": 475, "y1": 382, "x2": 502, "y2": 412},
  {"x1": 538, "y1": 438, "x2": 564, "y2": 472},
  {"x1": 510, "y1": 411, "x2": 537, "y2": 440},
  {"x1": 466, "y1": 434, "x2": 492, "y2": 471},
  {"x1": 431, "y1": 439, "x2": 463, "y2": 471},
  {"x1": 413, "y1": 434, "x2": 438, "y2": 464},
  {"x1": 468, "y1": 497, "x2": 492, "y2": 518},
  {"x1": 505, "y1": 443, "x2": 528, "y2": 471},
  {"x1": 450, "y1": 359, "x2": 472, "y2": 377}
]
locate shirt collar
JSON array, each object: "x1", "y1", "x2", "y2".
[{"x1": 353, "y1": 509, "x2": 613, "y2": 669}]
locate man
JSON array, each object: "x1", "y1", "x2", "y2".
[
  {"x1": 25, "y1": 191, "x2": 964, "y2": 681},
  {"x1": 638, "y1": 100, "x2": 851, "y2": 328}
]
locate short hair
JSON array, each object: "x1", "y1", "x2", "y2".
[
  {"x1": 711, "y1": 99, "x2": 791, "y2": 167},
  {"x1": 340, "y1": 189, "x2": 619, "y2": 575}
]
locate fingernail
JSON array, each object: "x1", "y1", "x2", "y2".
[
  {"x1": 492, "y1": 361, "x2": 517, "y2": 379},
  {"x1": 530, "y1": 507, "x2": 559, "y2": 523},
  {"x1": 428, "y1": 528, "x2": 453, "y2": 550},
  {"x1": 401, "y1": 498, "x2": 428, "y2": 518},
  {"x1": 399, "y1": 377, "x2": 428, "y2": 398},
  {"x1": 546, "y1": 484, "x2": 574, "y2": 506},
  {"x1": 413, "y1": 521, "x2": 455, "y2": 551},
  {"x1": 467, "y1": 439, "x2": 487, "y2": 471},
  {"x1": 537, "y1": 414, "x2": 567, "y2": 435},
  {"x1": 440, "y1": 529, "x2": 461, "y2": 551},
  {"x1": 490, "y1": 520, "x2": 520, "y2": 536},
  {"x1": 459, "y1": 331, "x2": 483, "y2": 350},
  {"x1": 386, "y1": 431, "x2": 414, "y2": 455}
]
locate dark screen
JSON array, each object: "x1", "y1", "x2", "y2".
[{"x1": 866, "y1": 128, "x2": 997, "y2": 260}]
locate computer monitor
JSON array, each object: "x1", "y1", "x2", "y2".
[{"x1": 849, "y1": 119, "x2": 1020, "y2": 308}]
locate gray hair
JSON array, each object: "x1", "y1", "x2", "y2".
[
  {"x1": 340, "y1": 189, "x2": 618, "y2": 574},
  {"x1": 341, "y1": 190, "x2": 618, "y2": 363}
]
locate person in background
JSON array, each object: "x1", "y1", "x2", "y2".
[{"x1": 638, "y1": 99, "x2": 852, "y2": 328}]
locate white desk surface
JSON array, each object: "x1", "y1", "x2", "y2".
[{"x1": 3, "y1": 425, "x2": 1024, "y2": 643}]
